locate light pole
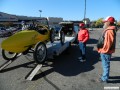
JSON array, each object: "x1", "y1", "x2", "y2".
[
  {"x1": 84, "y1": 0, "x2": 86, "y2": 24},
  {"x1": 39, "y1": 10, "x2": 42, "y2": 17}
]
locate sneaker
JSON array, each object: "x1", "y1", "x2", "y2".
[
  {"x1": 96, "y1": 78, "x2": 108, "y2": 83},
  {"x1": 98, "y1": 74, "x2": 102, "y2": 78},
  {"x1": 79, "y1": 59, "x2": 86, "y2": 62},
  {"x1": 78, "y1": 57, "x2": 82, "y2": 60},
  {"x1": 79, "y1": 59, "x2": 84, "y2": 62},
  {"x1": 78, "y1": 57, "x2": 86, "y2": 62}
]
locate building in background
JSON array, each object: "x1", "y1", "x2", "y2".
[
  {"x1": 0, "y1": 12, "x2": 18, "y2": 24},
  {"x1": 47, "y1": 17, "x2": 63, "y2": 27},
  {"x1": 83, "y1": 18, "x2": 90, "y2": 27},
  {"x1": 0, "y1": 12, "x2": 63, "y2": 27}
]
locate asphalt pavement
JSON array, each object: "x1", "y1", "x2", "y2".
[{"x1": 0, "y1": 28, "x2": 120, "y2": 90}]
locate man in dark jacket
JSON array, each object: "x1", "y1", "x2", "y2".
[{"x1": 97, "y1": 16, "x2": 116, "y2": 83}]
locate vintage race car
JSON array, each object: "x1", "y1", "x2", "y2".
[{"x1": 1, "y1": 18, "x2": 65, "y2": 64}]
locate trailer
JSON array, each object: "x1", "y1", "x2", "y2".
[
  {"x1": 47, "y1": 36, "x2": 75, "y2": 57},
  {"x1": 0, "y1": 36, "x2": 76, "y2": 80},
  {"x1": 0, "y1": 20, "x2": 78, "y2": 80}
]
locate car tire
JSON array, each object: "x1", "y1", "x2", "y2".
[
  {"x1": 60, "y1": 31, "x2": 65, "y2": 45},
  {"x1": 33, "y1": 42, "x2": 47, "y2": 64},
  {"x1": 50, "y1": 28, "x2": 55, "y2": 43},
  {"x1": 2, "y1": 49, "x2": 18, "y2": 60}
]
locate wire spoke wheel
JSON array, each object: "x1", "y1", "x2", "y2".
[
  {"x1": 33, "y1": 42, "x2": 47, "y2": 64},
  {"x1": 2, "y1": 49, "x2": 18, "y2": 60}
]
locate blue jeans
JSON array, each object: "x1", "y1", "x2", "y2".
[
  {"x1": 78, "y1": 41, "x2": 86, "y2": 60},
  {"x1": 100, "y1": 53, "x2": 111, "y2": 81}
]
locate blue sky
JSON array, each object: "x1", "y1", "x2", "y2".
[{"x1": 0, "y1": 0, "x2": 120, "y2": 21}]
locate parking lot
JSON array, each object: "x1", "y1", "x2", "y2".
[{"x1": 0, "y1": 29, "x2": 120, "y2": 90}]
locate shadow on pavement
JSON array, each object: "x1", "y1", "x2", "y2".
[
  {"x1": 33, "y1": 38, "x2": 100, "y2": 80},
  {"x1": 107, "y1": 76, "x2": 120, "y2": 83},
  {"x1": 108, "y1": 80, "x2": 120, "y2": 83},
  {"x1": 0, "y1": 61, "x2": 35, "y2": 73},
  {"x1": 109, "y1": 76, "x2": 120, "y2": 79},
  {"x1": 111, "y1": 57, "x2": 120, "y2": 61},
  {"x1": 87, "y1": 38, "x2": 98, "y2": 44},
  {"x1": 0, "y1": 38, "x2": 100, "y2": 81}
]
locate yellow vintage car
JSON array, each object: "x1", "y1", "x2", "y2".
[{"x1": 1, "y1": 18, "x2": 65, "y2": 64}]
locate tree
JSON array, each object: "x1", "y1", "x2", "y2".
[
  {"x1": 117, "y1": 20, "x2": 120, "y2": 26},
  {"x1": 117, "y1": 20, "x2": 120, "y2": 29},
  {"x1": 95, "y1": 18, "x2": 104, "y2": 28},
  {"x1": 90, "y1": 21, "x2": 96, "y2": 28}
]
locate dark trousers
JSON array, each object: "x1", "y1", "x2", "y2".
[{"x1": 78, "y1": 41, "x2": 86, "y2": 60}]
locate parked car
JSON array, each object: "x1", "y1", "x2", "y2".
[
  {"x1": 0, "y1": 27, "x2": 7, "y2": 37},
  {"x1": 6, "y1": 27, "x2": 21, "y2": 35},
  {"x1": 59, "y1": 21, "x2": 79, "y2": 43},
  {"x1": 59, "y1": 22, "x2": 78, "y2": 36},
  {"x1": 89, "y1": 27, "x2": 93, "y2": 31},
  {"x1": 49, "y1": 25, "x2": 61, "y2": 34},
  {"x1": 54, "y1": 26, "x2": 61, "y2": 33}
]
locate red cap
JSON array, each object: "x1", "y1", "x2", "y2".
[
  {"x1": 103, "y1": 16, "x2": 115, "y2": 23},
  {"x1": 79, "y1": 23, "x2": 85, "y2": 27}
]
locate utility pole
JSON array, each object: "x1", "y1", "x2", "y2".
[{"x1": 84, "y1": 0, "x2": 86, "y2": 23}]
